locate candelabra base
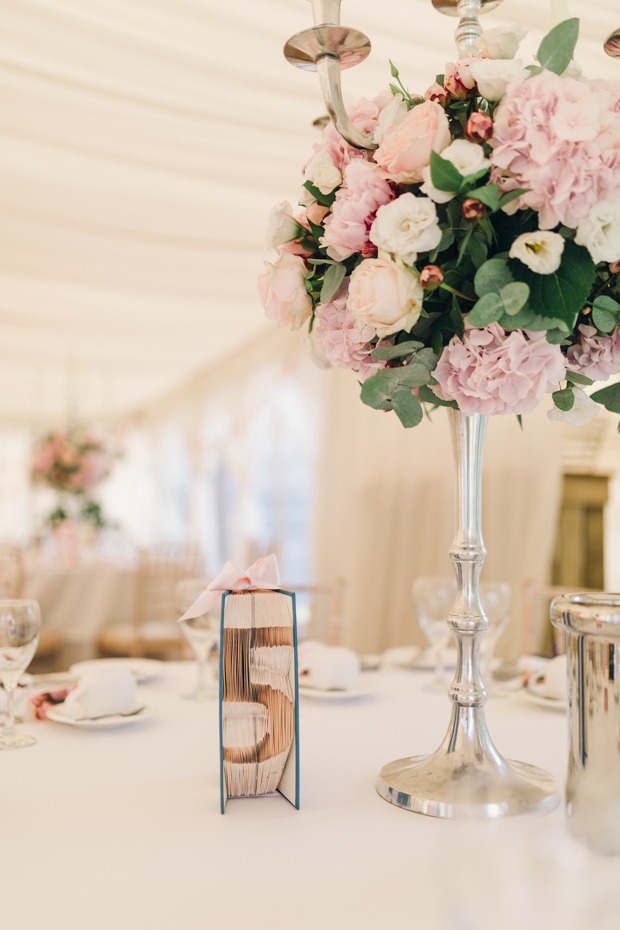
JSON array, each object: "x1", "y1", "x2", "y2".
[{"x1": 376, "y1": 752, "x2": 559, "y2": 819}]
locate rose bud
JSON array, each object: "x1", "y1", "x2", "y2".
[
  {"x1": 462, "y1": 198, "x2": 487, "y2": 221},
  {"x1": 424, "y1": 82, "x2": 449, "y2": 106},
  {"x1": 307, "y1": 202, "x2": 330, "y2": 226},
  {"x1": 465, "y1": 112, "x2": 493, "y2": 144},
  {"x1": 420, "y1": 265, "x2": 444, "y2": 290},
  {"x1": 608, "y1": 260, "x2": 620, "y2": 275}
]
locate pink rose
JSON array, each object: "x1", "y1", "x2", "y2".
[
  {"x1": 258, "y1": 252, "x2": 313, "y2": 331},
  {"x1": 347, "y1": 257, "x2": 424, "y2": 338},
  {"x1": 320, "y1": 160, "x2": 394, "y2": 261},
  {"x1": 424, "y1": 82, "x2": 449, "y2": 106},
  {"x1": 374, "y1": 101, "x2": 451, "y2": 184},
  {"x1": 432, "y1": 322, "x2": 566, "y2": 416}
]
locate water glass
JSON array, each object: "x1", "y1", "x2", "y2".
[
  {"x1": 412, "y1": 577, "x2": 456, "y2": 691},
  {"x1": 479, "y1": 582, "x2": 511, "y2": 695},
  {"x1": 0, "y1": 600, "x2": 41, "y2": 749},
  {"x1": 176, "y1": 579, "x2": 219, "y2": 701}
]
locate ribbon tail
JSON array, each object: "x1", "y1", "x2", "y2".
[{"x1": 178, "y1": 587, "x2": 222, "y2": 622}]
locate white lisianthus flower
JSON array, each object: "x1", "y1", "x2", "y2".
[
  {"x1": 373, "y1": 93, "x2": 408, "y2": 145},
  {"x1": 347, "y1": 257, "x2": 424, "y2": 337},
  {"x1": 547, "y1": 387, "x2": 601, "y2": 427},
  {"x1": 562, "y1": 59, "x2": 586, "y2": 81},
  {"x1": 265, "y1": 200, "x2": 300, "y2": 249},
  {"x1": 469, "y1": 58, "x2": 525, "y2": 102},
  {"x1": 509, "y1": 230, "x2": 565, "y2": 274},
  {"x1": 304, "y1": 150, "x2": 342, "y2": 195},
  {"x1": 476, "y1": 24, "x2": 527, "y2": 60},
  {"x1": 420, "y1": 139, "x2": 490, "y2": 203},
  {"x1": 369, "y1": 194, "x2": 442, "y2": 264},
  {"x1": 575, "y1": 200, "x2": 620, "y2": 264}
]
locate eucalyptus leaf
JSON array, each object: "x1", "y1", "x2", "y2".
[
  {"x1": 565, "y1": 370, "x2": 594, "y2": 386},
  {"x1": 392, "y1": 390, "x2": 423, "y2": 428},
  {"x1": 545, "y1": 328, "x2": 568, "y2": 344},
  {"x1": 593, "y1": 295, "x2": 620, "y2": 315},
  {"x1": 469, "y1": 292, "x2": 504, "y2": 327},
  {"x1": 592, "y1": 306, "x2": 616, "y2": 334},
  {"x1": 414, "y1": 347, "x2": 440, "y2": 372},
  {"x1": 320, "y1": 262, "x2": 346, "y2": 303},
  {"x1": 552, "y1": 387, "x2": 575, "y2": 412},
  {"x1": 371, "y1": 340, "x2": 423, "y2": 361},
  {"x1": 591, "y1": 381, "x2": 620, "y2": 414},
  {"x1": 417, "y1": 384, "x2": 458, "y2": 409},
  {"x1": 537, "y1": 18, "x2": 579, "y2": 76},
  {"x1": 377, "y1": 365, "x2": 432, "y2": 388},
  {"x1": 474, "y1": 258, "x2": 513, "y2": 297},
  {"x1": 360, "y1": 376, "x2": 391, "y2": 411},
  {"x1": 498, "y1": 307, "x2": 535, "y2": 330},
  {"x1": 500, "y1": 281, "x2": 530, "y2": 316},
  {"x1": 429, "y1": 150, "x2": 462, "y2": 193}
]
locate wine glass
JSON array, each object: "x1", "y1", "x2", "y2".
[
  {"x1": 176, "y1": 579, "x2": 219, "y2": 701},
  {"x1": 479, "y1": 582, "x2": 511, "y2": 696},
  {"x1": 0, "y1": 600, "x2": 41, "y2": 749},
  {"x1": 412, "y1": 577, "x2": 456, "y2": 692}
]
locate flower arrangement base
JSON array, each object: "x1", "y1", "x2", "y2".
[{"x1": 376, "y1": 410, "x2": 559, "y2": 818}]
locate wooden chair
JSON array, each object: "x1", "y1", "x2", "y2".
[{"x1": 97, "y1": 544, "x2": 204, "y2": 659}]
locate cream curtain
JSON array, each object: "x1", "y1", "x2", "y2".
[{"x1": 313, "y1": 366, "x2": 563, "y2": 658}]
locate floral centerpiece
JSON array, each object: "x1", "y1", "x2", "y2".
[
  {"x1": 259, "y1": 18, "x2": 620, "y2": 430},
  {"x1": 32, "y1": 429, "x2": 113, "y2": 528}
]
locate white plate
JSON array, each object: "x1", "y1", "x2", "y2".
[
  {"x1": 520, "y1": 673, "x2": 567, "y2": 711},
  {"x1": 46, "y1": 704, "x2": 153, "y2": 729},
  {"x1": 382, "y1": 645, "x2": 457, "y2": 671},
  {"x1": 298, "y1": 684, "x2": 378, "y2": 701},
  {"x1": 69, "y1": 658, "x2": 166, "y2": 683}
]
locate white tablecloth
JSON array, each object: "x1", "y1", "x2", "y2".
[
  {"x1": 5, "y1": 665, "x2": 620, "y2": 930},
  {"x1": 22, "y1": 561, "x2": 135, "y2": 645}
]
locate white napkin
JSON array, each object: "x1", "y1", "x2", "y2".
[
  {"x1": 298, "y1": 641, "x2": 360, "y2": 691},
  {"x1": 61, "y1": 668, "x2": 138, "y2": 720},
  {"x1": 543, "y1": 654, "x2": 567, "y2": 700}
]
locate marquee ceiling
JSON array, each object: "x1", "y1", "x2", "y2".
[{"x1": 0, "y1": 0, "x2": 618, "y2": 423}]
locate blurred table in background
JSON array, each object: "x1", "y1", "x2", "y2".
[{"x1": 22, "y1": 560, "x2": 135, "y2": 663}]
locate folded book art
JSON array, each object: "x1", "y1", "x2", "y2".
[{"x1": 180, "y1": 555, "x2": 299, "y2": 814}]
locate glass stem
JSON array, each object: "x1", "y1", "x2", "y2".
[{"x1": 3, "y1": 685, "x2": 16, "y2": 737}]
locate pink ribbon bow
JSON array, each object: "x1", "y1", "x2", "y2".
[{"x1": 178, "y1": 554, "x2": 281, "y2": 621}]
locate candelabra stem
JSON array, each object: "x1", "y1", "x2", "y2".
[
  {"x1": 455, "y1": 0, "x2": 482, "y2": 57},
  {"x1": 376, "y1": 410, "x2": 559, "y2": 818}
]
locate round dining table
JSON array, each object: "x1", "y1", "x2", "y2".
[{"x1": 4, "y1": 664, "x2": 619, "y2": 930}]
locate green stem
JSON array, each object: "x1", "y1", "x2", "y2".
[{"x1": 440, "y1": 283, "x2": 475, "y2": 302}]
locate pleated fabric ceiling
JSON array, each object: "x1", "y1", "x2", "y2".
[{"x1": 0, "y1": 0, "x2": 618, "y2": 421}]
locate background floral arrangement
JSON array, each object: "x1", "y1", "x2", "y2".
[
  {"x1": 259, "y1": 18, "x2": 620, "y2": 430},
  {"x1": 32, "y1": 430, "x2": 113, "y2": 527}
]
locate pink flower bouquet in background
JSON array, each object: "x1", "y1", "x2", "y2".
[{"x1": 259, "y1": 18, "x2": 620, "y2": 430}]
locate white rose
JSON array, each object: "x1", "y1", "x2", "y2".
[
  {"x1": 575, "y1": 200, "x2": 620, "y2": 264},
  {"x1": 369, "y1": 194, "x2": 442, "y2": 265},
  {"x1": 304, "y1": 150, "x2": 342, "y2": 195},
  {"x1": 265, "y1": 201, "x2": 300, "y2": 249},
  {"x1": 476, "y1": 24, "x2": 527, "y2": 60},
  {"x1": 547, "y1": 387, "x2": 601, "y2": 427},
  {"x1": 373, "y1": 94, "x2": 408, "y2": 146},
  {"x1": 469, "y1": 58, "x2": 524, "y2": 102},
  {"x1": 347, "y1": 257, "x2": 424, "y2": 337},
  {"x1": 420, "y1": 139, "x2": 490, "y2": 203},
  {"x1": 509, "y1": 230, "x2": 565, "y2": 274}
]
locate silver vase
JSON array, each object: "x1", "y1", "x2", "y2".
[{"x1": 376, "y1": 409, "x2": 559, "y2": 817}]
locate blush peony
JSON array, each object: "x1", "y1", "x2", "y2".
[
  {"x1": 320, "y1": 160, "x2": 394, "y2": 261},
  {"x1": 313, "y1": 282, "x2": 384, "y2": 380},
  {"x1": 258, "y1": 252, "x2": 312, "y2": 330},
  {"x1": 347, "y1": 257, "x2": 424, "y2": 337},
  {"x1": 374, "y1": 101, "x2": 451, "y2": 185},
  {"x1": 432, "y1": 322, "x2": 566, "y2": 415}
]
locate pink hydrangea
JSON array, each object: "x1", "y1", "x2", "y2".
[
  {"x1": 491, "y1": 71, "x2": 620, "y2": 229},
  {"x1": 432, "y1": 322, "x2": 566, "y2": 416},
  {"x1": 308, "y1": 90, "x2": 395, "y2": 175},
  {"x1": 313, "y1": 282, "x2": 384, "y2": 380},
  {"x1": 320, "y1": 161, "x2": 394, "y2": 261},
  {"x1": 566, "y1": 323, "x2": 620, "y2": 381}
]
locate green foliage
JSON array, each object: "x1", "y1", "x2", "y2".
[
  {"x1": 474, "y1": 258, "x2": 513, "y2": 297},
  {"x1": 509, "y1": 239, "x2": 595, "y2": 332},
  {"x1": 537, "y1": 18, "x2": 579, "y2": 76},
  {"x1": 566, "y1": 371, "x2": 594, "y2": 386},
  {"x1": 371, "y1": 340, "x2": 424, "y2": 360},
  {"x1": 429, "y1": 151, "x2": 463, "y2": 193},
  {"x1": 303, "y1": 180, "x2": 336, "y2": 208},
  {"x1": 592, "y1": 295, "x2": 620, "y2": 333},
  {"x1": 591, "y1": 382, "x2": 620, "y2": 414},
  {"x1": 417, "y1": 384, "x2": 458, "y2": 408},
  {"x1": 320, "y1": 262, "x2": 346, "y2": 303},
  {"x1": 392, "y1": 391, "x2": 423, "y2": 428},
  {"x1": 552, "y1": 387, "x2": 575, "y2": 411}
]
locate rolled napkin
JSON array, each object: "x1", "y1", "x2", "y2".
[
  {"x1": 543, "y1": 654, "x2": 567, "y2": 700},
  {"x1": 298, "y1": 640, "x2": 360, "y2": 691},
  {"x1": 61, "y1": 668, "x2": 138, "y2": 720}
]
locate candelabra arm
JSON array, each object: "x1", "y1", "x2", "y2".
[
  {"x1": 317, "y1": 55, "x2": 378, "y2": 150},
  {"x1": 455, "y1": 0, "x2": 483, "y2": 57}
]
